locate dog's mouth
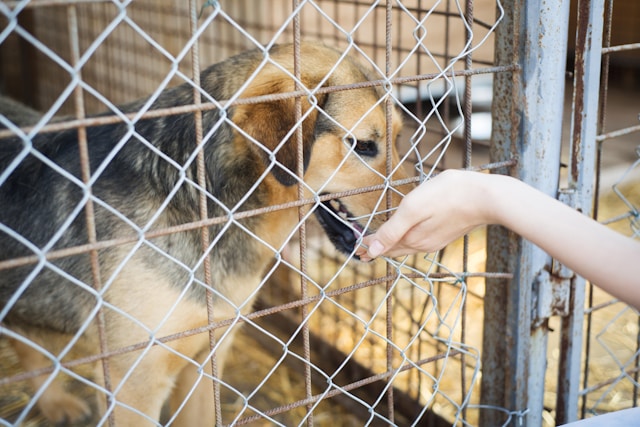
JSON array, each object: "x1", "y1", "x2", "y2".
[{"x1": 314, "y1": 196, "x2": 365, "y2": 258}]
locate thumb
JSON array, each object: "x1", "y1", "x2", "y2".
[{"x1": 364, "y1": 206, "x2": 417, "y2": 258}]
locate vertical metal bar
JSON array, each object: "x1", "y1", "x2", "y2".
[
  {"x1": 441, "y1": 0, "x2": 452, "y2": 170},
  {"x1": 413, "y1": 0, "x2": 425, "y2": 397},
  {"x1": 556, "y1": 0, "x2": 605, "y2": 423},
  {"x1": 481, "y1": 2, "x2": 517, "y2": 424},
  {"x1": 67, "y1": 5, "x2": 114, "y2": 426},
  {"x1": 291, "y1": 1, "x2": 313, "y2": 425},
  {"x1": 432, "y1": 0, "x2": 453, "y2": 385},
  {"x1": 483, "y1": 0, "x2": 570, "y2": 425},
  {"x1": 582, "y1": 0, "x2": 613, "y2": 416},
  {"x1": 385, "y1": 0, "x2": 395, "y2": 423},
  {"x1": 518, "y1": 0, "x2": 571, "y2": 423},
  {"x1": 414, "y1": 0, "x2": 424, "y2": 121},
  {"x1": 635, "y1": 320, "x2": 640, "y2": 407},
  {"x1": 189, "y1": 1, "x2": 222, "y2": 424},
  {"x1": 461, "y1": 0, "x2": 474, "y2": 419}
]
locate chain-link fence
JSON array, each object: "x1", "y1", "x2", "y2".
[
  {"x1": 0, "y1": 1, "x2": 509, "y2": 425},
  {"x1": 1, "y1": 1, "x2": 639, "y2": 427}
]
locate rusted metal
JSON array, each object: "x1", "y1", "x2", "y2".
[
  {"x1": 601, "y1": 42, "x2": 640, "y2": 54},
  {"x1": 460, "y1": 0, "x2": 475, "y2": 420},
  {"x1": 0, "y1": 158, "x2": 516, "y2": 273},
  {"x1": 531, "y1": 190, "x2": 578, "y2": 327},
  {"x1": 68, "y1": 5, "x2": 115, "y2": 425},
  {"x1": 580, "y1": 365, "x2": 640, "y2": 396},
  {"x1": 0, "y1": 268, "x2": 511, "y2": 387},
  {"x1": 556, "y1": 0, "x2": 605, "y2": 423},
  {"x1": 483, "y1": 0, "x2": 571, "y2": 425},
  {"x1": 188, "y1": 0, "x2": 224, "y2": 422},
  {"x1": 519, "y1": 0, "x2": 572, "y2": 422},
  {"x1": 290, "y1": 3, "x2": 315, "y2": 424},
  {"x1": 0, "y1": 65, "x2": 519, "y2": 140},
  {"x1": 481, "y1": 0, "x2": 523, "y2": 423},
  {"x1": 595, "y1": 123, "x2": 640, "y2": 142},
  {"x1": 582, "y1": 0, "x2": 614, "y2": 418},
  {"x1": 384, "y1": 1, "x2": 396, "y2": 423},
  {"x1": 532, "y1": 268, "x2": 573, "y2": 329}
]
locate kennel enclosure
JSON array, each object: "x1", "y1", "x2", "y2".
[{"x1": 1, "y1": 0, "x2": 639, "y2": 426}]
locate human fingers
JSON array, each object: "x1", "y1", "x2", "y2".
[{"x1": 357, "y1": 197, "x2": 426, "y2": 261}]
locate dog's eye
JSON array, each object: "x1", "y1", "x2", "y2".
[{"x1": 353, "y1": 140, "x2": 378, "y2": 157}]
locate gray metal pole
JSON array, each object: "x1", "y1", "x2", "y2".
[
  {"x1": 482, "y1": 0, "x2": 571, "y2": 425},
  {"x1": 556, "y1": 0, "x2": 605, "y2": 423}
]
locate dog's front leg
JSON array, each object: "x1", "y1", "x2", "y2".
[
  {"x1": 98, "y1": 348, "x2": 177, "y2": 426},
  {"x1": 10, "y1": 337, "x2": 91, "y2": 424},
  {"x1": 169, "y1": 336, "x2": 235, "y2": 426},
  {"x1": 169, "y1": 354, "x2": 215, "y2": 426}
]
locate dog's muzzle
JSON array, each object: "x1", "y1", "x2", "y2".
[{"x1": 314, "y1": 197, "x2": 364, "y2": 258}]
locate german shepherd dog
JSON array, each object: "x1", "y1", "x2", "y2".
[{"x1": 0, "y1": 43, "x2": 406, "y2": 425}]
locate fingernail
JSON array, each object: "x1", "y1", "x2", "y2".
[{"x1": 368, "y1": 240, "x2": 384, "y2": 258}]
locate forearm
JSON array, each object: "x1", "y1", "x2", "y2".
[
  {"x1": 359, "y1": 170, "x2": 640, "y2": 309},
  {"x1": 487, "y1": 174, "x2": 640, "y2": 308}
]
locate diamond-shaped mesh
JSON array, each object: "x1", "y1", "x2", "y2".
[{"x1": 0, "y1": 1, "x2": 521, "y2": 426}]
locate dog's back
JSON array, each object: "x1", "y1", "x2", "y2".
[
  {"x1": 0, "y1": 73, "x2": 265, "y2": 333},
  {"x1": 0, "y1": 67, "x2": 273, "y2": 424}
]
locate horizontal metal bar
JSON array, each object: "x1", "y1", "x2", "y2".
[
  {"x1": 0, "y1": 157, "x2": 517, "y2": 272},
  {"x1": 0, "y1": 64, "x2": 519, "y2": 139},
  {"x1": 0, "y1": 266, "x2": 510, "y2": 387},
  {"x1": 596, "y1": 123, "x2": 640, "y2": 142},
  {"x1": 0, "y1": 180, "x2": 413, "y2": 271},
  {"x1": 602, "y1": 42, "x2": 640, "y2": 54},
  {"x1": 3, "y1": 0, "x2": 110, "y2": 8},
  {"x1": 579, "y1": 365, "x2": 640, "y2": 396},
  {"x1": 226, "y1": 350, "x2": 463, "y2": 427}
]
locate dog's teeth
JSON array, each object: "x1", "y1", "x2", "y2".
[{"x1": 329, "y1": 199, "x2": 341, "y2": 212}]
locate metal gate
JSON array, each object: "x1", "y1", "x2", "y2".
[{"x1": 483, "y1": 0, "x2": 640, "y2": 426}]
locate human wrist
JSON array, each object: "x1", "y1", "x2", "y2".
[
  {"x1": 470, "y1": 172, "x2": 506, "y2": 226},
  {"x1": 484, "y1": 173, "x2": 535, "y2": 230}
]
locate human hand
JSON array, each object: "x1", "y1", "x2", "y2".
[
  {"x1": 356, "y1": 169, "x2": 496, "y2": 261},
  {"x1": 356, "y1": 168, "x2": 640, "y2": 310}
]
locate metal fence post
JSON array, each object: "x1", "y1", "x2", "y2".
[
  {"x1": 556, "y1": 0, "x2": 605, "y2": 423},
  {"x1": 482, "y1": 0, "x2": 571, "y2": 425}
]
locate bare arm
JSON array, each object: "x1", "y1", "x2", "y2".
[{"x1": 357, "y1": 170, "x2": 640, "y2": 309}]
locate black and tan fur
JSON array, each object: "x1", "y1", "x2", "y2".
[{"x1": 0, "y1": 43, "x2": 407, "y2": 425}]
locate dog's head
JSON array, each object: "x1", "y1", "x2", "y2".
[{"x1": 229, "y1": 43, "x2": 409, "y2": 257}]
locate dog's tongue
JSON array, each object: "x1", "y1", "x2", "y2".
[{"x1": 350, "y1": 222, "x2": 364, "y2": 241}]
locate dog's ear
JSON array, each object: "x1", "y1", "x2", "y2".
[{"x1": 231, "y1": 68, "x2": 327, "y2": 186}]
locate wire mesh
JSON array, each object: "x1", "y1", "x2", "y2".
[{"x1": 0, "y1": 1, "x2": 524, "y2": 426}]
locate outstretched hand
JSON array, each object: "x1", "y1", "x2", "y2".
[
  {"x1": 356, "y1": 168, "x2": 640, "y2": 310},
  {"x1": 356, "y1": 170, "x2": 496, "y2": 261}
]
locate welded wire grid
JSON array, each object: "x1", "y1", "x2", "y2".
[
  {"x1": 579, "y1": 0, "x2": 640, "y2": 418},
  {"x1": 0, "y1": 1, "x2": 512, "y2": 426}
]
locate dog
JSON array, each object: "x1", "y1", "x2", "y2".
[{"x1": 0, "y1": 42, "x2": 407, "y2": 425}]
